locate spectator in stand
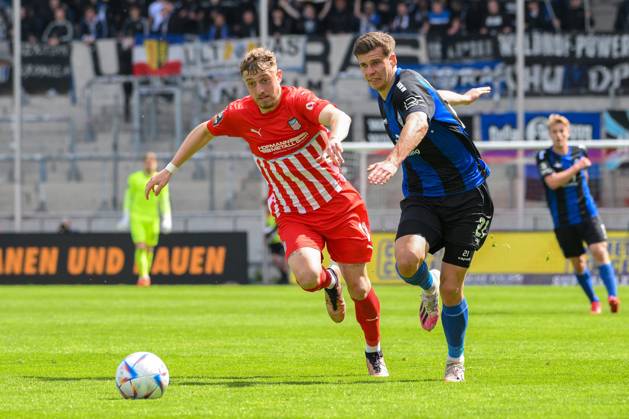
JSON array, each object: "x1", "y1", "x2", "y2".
[
  {"x1": 119, "y1": 4, "x2": 148, "y2": 122},
  {"x1": 169, "y1": 6, "x2": 196, "y2": 35},
  {"x1": 0, "y1": 6, "x2": 10, "y2": 42},
  {"x1": 526, "y1": 0, "x2": 555, "y2": 32},
  {"x1": 42, "y1": 7, "x2": 75, "y2": 45},
  {"x1": 354, "y1": 0, "x2": 382, "y2": 34},
  {"x1": 320, "y1": 0, "x2": 358, "y2": 34},
  {"x1": 409, "y1": 0, "x2": 430, "y2": 30},
  {"x1": 269, "y1": 7, "x2": 293, "y2": 36},
  {"x1": 21, "y1": 6, "x2": 41, "y2": 43},
  {"x1": 390, "y1": 2, "x2": 416, "y2": 34},
  {"x1": 207, "y1": 10, "x2": 230, "y2": 40},
  {"x1": 480, "y1": 0, "x2": 513, "y2": 35},
  {"x1": 233, "y1": 9, "x2": 258, "y2": 38},
  {"x1": 465, "y1": 0, "x2": 485, "y2": 34},
  {"x1": 40, "y1": 0, "x2": 63, "y2": 33},
  {"x1": 615, "y1": 0, "x2": 629, "y2": 31},
  {"x1": 447, "y1": 0, "x2": 463, "y2": 36},
  {"x1": 354, "y1": 0, "x2": 382, "y2": 33},
  {"x1": 422, "y1": 0, "x2": 451, "y2": 36},
  {"x1": 79, "y1": 6, "x2": 107, "y2": 44},
  {"x1": 280, "y1": 1, "x2": 325, "y2": 36},
  {"x1": 151, "y1": 0, "x2": 174, "y2": 35},
  {"x1": 560, "y1": 0, "x2": 593, "y2": 32},
  {"x1": 299, "y1": 2, "x2": 325, "y2": 35},
  {"x1": 278, "y1": 0, "x2": 302, "y2": 33},
  {"x1": 148, "y1": 0, "x2": 167, "y2": 33}
]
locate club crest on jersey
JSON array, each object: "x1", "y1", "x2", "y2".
[
  {"x1": 213, "y1": 111, "x2": 224, "y2": 126},
  {"x1": 288, "y1": 118, "x2": 302, "y2": 130}
]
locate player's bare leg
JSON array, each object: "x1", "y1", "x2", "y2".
[
  {"x1": 395, "y1": 235, "x2": 440, "y2": 331},
  {"x1": 589, "y1": 242, "x2": 620, "y2": 313},
  {"x1": 569, "y1": 255, "x2": 600, "y2": 314},
  {"x1": 288, "y1": 247, "x2": 345, "y2": 322},
  {"x1": 135, "y1": 243, "x2": 151, "y2": 287},
  {"x1": 440, "y1": 262, "x2": 468, "y2": 382},
  {"x1": 340, "y1": 263, "x2": 388, "y2": 377}
]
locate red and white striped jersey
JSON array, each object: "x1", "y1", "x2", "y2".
[{"x1": 206, "y1": 86, "x2": 346, "y2": 216}]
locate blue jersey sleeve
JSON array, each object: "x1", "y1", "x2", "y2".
[{"x1": 392, "y1": 72, "x2": 435, "y2": 123}]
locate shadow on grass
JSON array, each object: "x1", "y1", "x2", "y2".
[
  {"x1": 177, "y1": 377, "x2": 440, "y2": 387},
  {"x1": 25, "y1": 376, "x2": 111, "y2": 382}
]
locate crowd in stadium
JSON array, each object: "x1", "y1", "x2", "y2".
[{"x1": 1, "y1": 0, "x2": 629, "y2": 46}]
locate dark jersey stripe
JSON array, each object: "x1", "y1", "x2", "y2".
[{"x1": 418, "y1": 138, "x2": 466, "y2": 193}]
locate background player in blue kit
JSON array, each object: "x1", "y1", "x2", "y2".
[
  {"x1": 536, "y1": 114, "x2": 620, "y2": 315},
  {"x1": 353, "y1": 32, "x2": 493, "y2": 382}
]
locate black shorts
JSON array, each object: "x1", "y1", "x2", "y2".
[
  {"x1": 554, "y1": 216, "x2": 607, "y2": 258},
  {"x1": 396, "y1": 183, "x2": 494, "y2": 268},
  {"x1": 268, "y1": 243, "x2": 285, "y2": 256}
]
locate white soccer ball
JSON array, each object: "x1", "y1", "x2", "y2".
[{"x1": 115, "y1": 352, "x2": 169, "y2": 399}]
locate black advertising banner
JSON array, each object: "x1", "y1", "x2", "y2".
[
  {"x1": 0, "y1": 232, "x2": 248, "y2": 284},
  {"x1": 0, "y1": 43, "x2": 72, "y2": 95}
]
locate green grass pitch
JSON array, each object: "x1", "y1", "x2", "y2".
[{"x1": 0, "y1": 285, "x2": 627, "y2": 418}]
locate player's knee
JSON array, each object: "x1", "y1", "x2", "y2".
[
  {"x1": 590, "y1": 243, "x2": 609, "y2": 264},
  {"x1": 440, "y1": 281, "x2": 463, "y2": 305},
  {"x1": 293, "y1": 265, "x2": 321, "y2": 291},
  {"x1": 396, "y1": 251, "x2": 424, "y2": 278},
  {"x1": 571, "y1": 255, "x2": 587, "y2": 274},
  {"x1": 346, "y1": 277, "x2": 371, "y2": 300}
]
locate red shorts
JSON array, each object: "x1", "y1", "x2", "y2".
[{"x1": 276, "y1": 183, "x2": 373, "y2": 264}]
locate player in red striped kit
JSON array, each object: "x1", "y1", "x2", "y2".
[{"x1": 145, "y1": 48, "x2": 388, "y2": 377}]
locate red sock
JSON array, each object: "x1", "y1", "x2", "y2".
[
  {"x1": 353, "y1": 287, "x2": 381, "y2": 347},
  {"x1": 303, "y1": 267, "x2": 332, "y2": 292}
]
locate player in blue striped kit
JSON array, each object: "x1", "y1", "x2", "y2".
[
  {"x1": 353, "y1": 32, "x2": 493, "y2": 382},
  {"x1": 536, "y1": 114, "x2": 620, "y2": 315}
]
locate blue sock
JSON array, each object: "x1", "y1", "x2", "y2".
[
  {"x1": 576, "y1": 270, "x2": 599, "y2": 303},
  {"x1": 396, "y1": 262, "x2": 433, "y2": 290},
  {"x1": 598, "y1": 263, "x2": 618, "y2": 297},
  {"x1": 442, "y1": 299, "x2": 468, "y2": 359}
]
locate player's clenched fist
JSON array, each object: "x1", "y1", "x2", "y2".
[{"x1": 145, "y1": 169, "x2": 172, "y2": 199}]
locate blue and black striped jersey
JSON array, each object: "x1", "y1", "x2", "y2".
[
  {"x1": 536, "y1": 146, "x2": 598, "y2": 227},
  {"x1": 377, "y1": 67, "x2": 490, "y2": 198}
]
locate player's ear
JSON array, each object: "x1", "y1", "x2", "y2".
[
  {"x1": 276, "y1": 68, "x2": 283, "y2": 84},
  {"x1": 389, "y1": 52, "x2": 397, "y2": 67}
]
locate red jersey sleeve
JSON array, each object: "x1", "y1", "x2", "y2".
[
  {"x1": 206, "y1": 101, "x2": 242, "y2": 137},
  {"x1": 291, "y1": 87, "x2": 331, "y2": 125}
]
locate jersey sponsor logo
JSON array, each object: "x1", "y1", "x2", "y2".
[
  {"x1": 403, "y1": 96, "x2": 421, "y2": 111},
  {"x1": 305, "y1": 101, "x2": 315, "y2": 111},
  {"x1": 212, "y1": 111, "x2": 224, "y2": 126},
  {"x1": 257, "y1": 132, "x2": 309, "y2": 154},
  {"x1": 288, "y1": 118, "x2": 302, "y2": 130},
  {"x1": 250, "y1": 127, "x2": 262, "y2": 136},
  {"x1": 409, "y1": 148, "x2": 421, "y2": 157}
]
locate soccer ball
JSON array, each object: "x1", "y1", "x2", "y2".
[{"x1": 115, "y1": 352, "x2": 169, "y2": 399}]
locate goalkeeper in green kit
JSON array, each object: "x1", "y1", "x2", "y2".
[{"x1": 117, "y1": 152, "x2": 172, "y2": 286}]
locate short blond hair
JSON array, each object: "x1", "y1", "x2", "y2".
[
  {"x1": 353, "y1": 32, "x2": 396, "y2": 57},
  {"x1": 240, "y1": 47, "x2": 277, "y2": 76},
  {"x1": 547, "y1": 113, "x2": 570, "y2": 128}
]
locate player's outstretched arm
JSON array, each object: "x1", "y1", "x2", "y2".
[
  {"x1": 318, "y1": 104, "x2": 351, "y2": 166},
  {"x1": 145, "y1": 122, "x2": 214, "y2": 199},
  {"x1": 368, "y1": 111, "x2": 429, "y2": 185},
  {"x1": 544, "y1": 157, "x2": 591, "y2": 190},
  {"x1": 438, "y1": 86, "x2": 491, "y2": 106}
]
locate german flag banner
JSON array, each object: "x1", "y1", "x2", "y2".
[{"x1": 0, "y1": 233, "x2": 247, "y2": 284}]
